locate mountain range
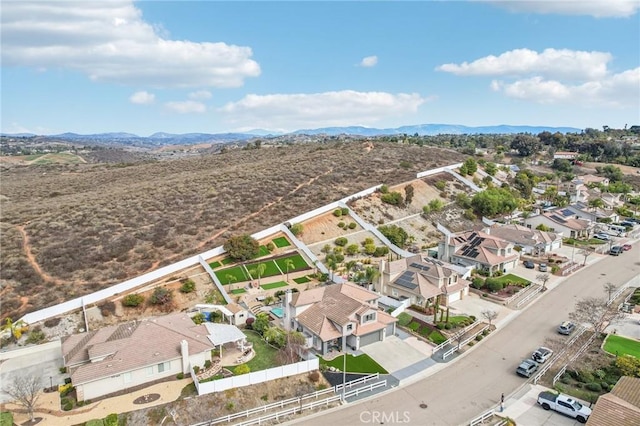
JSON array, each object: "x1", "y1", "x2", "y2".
[{"x1": 2, "y1": 123, "x2": 582, "y2": 144}]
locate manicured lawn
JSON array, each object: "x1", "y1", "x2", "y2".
[
  {"x1": 221, "y1": 257, "x2": 233, "y2": 265},
  {"x1": 274, "y1": 253, "x2": 309, "y2": 272},
  {"x1": 319, "y1": 353, "x2": 388, "y2": 374},
  {"x1": 230, "y1": 288, "x2": 246, "y2": 294},
  {"x1": 563, "y1": 238, "x2": 606, "y2": 246},
  {"x1": 441, "y1": 316, "x2": 472, "y2": 327},
  {"x1": 272, "y1": 237, "x2": 291, "y2": 248},
  {"x1": 247, "y1": 260, "x2": 281, "y2": 278},
  {"x1": 604, "y1": 334, "x2": 640, "y2": 358},
  {"x1": 493, "y1": 274, "x2": 529, "y2": 286},
  {"x1": 238, "y1": 330, "x2": 279, "y2": 372},
  {"x1": 209, "y1": 261, "x2": 221, "y2": 269},
  {"x1": 215, "y1": 265, "x2": 249, "y2": 284},
  {"x1": 258, "y1": 245, "x2": 271, "y2": 257},
  {"x1": 293, "y1": 276, "x2": 311, "y2": 284},
  {"x1": 261, "y1": 281, "x2": 288, "y2": 290}
]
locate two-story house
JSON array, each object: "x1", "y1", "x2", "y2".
[
  {"x1": 526, "y1": 210, "x2": 595, "y2": 239},
  {"x1": 377, "y1": 255, "x2": 471, "y2": 308},
  {"x1": 438, "y1": 230, "x2": 520, "y2": 276},
  {"x1": 482, "y1": 224, "x2": 562, "y2": 256},
  {"x1": 282, "y1": 283, "x2": 396, "y2": 355}
]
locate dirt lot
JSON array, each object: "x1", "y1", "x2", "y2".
[{"x1": 298, "y1": 211, "x2": 363, "y2": 245}]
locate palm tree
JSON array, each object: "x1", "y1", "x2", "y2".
[
  {"x1": 364, "y1": 267, "x2": 380, "y2": 286},
  {"x1": 255, "y1": 263, "x2": 267, "y2": 286},
  {"x1": 344, "y1": 260, "x2": 357, "y2": 279},
  {"x1": 284, "y1": 259, "x2": 295, "y2": 282},
  {"x1": 225, "y1": 274, "x2": 237, "y2": 290},
  {"x1": 264, "y1": 326, "x2": 281, "y2": 344},
  {"x1": 327, "y1": 260, "x2": 337, "y2": 282}
]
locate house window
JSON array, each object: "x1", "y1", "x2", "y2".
[
  {"x1": 392, "y1": 289, "x2": 398, "y2": 297},
  {"x1": 146, "y1": 366, "x2": 154, "y2": 376},
  {"x1": 157, "y1": 361, "x2": 170, "y2": 373},
  {"x1": 363, "y1": 313, "x2": 375, "y2": 322},
  {"x1": 123, "y1": 372, "x2": 132, "y2": 383},
  {"x1": 346, "y1": 324, "x2": 353, "y2": 331}
]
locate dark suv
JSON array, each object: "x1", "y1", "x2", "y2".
[{"x1": 610, "y1": 246, "x2": 624, "y2": 256}]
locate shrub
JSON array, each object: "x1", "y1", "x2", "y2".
[
  {"x1": 149, "y1": 287, "x2": 173, "y2": 305},
  {"x1": 180, "y1": 279, "x2": 196, "y2": 293},
  {"x1": 435, "y1": 180, "x2": 446, "y2": 191},
  {"x1": 475, "y1": 335, "x2": 483, "y2": 341},
  {"x1": 586, "y1": 382, "x2": 602, "y2": 392},
  {"x1": 290, "y1": 223, "x2": 304, "y2": 236},
  {"x1": 337, "y1": 221, "x2": 345, "y2": 229},
  {"x1": 193, "y1": 366, "x2": 200, "y2": 374},
  {"x1": 577, "y1": 370, "x2": 595, "y2": 383},
  {"x1": 63, "y1": 401, "x2": 73, "y2": 411},
  {"x1": 436, "y1": 323, "x2": 445, "y2": 329},
  {"x1": 444, "y1": 323, "x2": 453, "y2": 330},
  {"x1": 470, "y1": 315, "x2": 476, "y2": 321},
  {"x1": 373, "y1": 246, "x2": 389, "y2": 257},
  {"x1": 408, "y1": 322, "x2": 420, "y2": 332},
  {"x1": 26, "y1": 328, "x2": 46, "y2": 344},
  {"x1": 266, "y1": 242, "x2": 275, "y2": 252},
  {"x1": 204, "y1": 360, "x2": 212, "y2": 369},
  {"x1": 348, "y1": 222, "x2": 357, "y2": 229},
  {"x1": 192, "y1": 312, "x2": 206, "y2": 325},
  {"x1": 485, "y1": 278, "x2": 503, "y2": 293},
  {"x1": 308, "y1": 371, "x2": 320, "y2": 382},
  {"x1": 334, "y1": 237, "x2": 348, "y2": 247},
  {"x1": 226, "y1": 402, "x2": 235, "y2": 411},
  {"x1": 245, "y1": 317, "x2": 255, "y2": 328},
  {"x1": 104, "y1": 414, "x2": 118, "y2": 426},
  {"x1": 333, "y1": 209, "x2": 343, "y2": 217},
  {"x1": 176, "y1": 373, "x2": 184, "y2": 380},
  {"x1": 397, "y1": 312, "x2": 412, "y2": 327},
  {"x1": 234, "y1": 364, "x2": 250, "y2": 375},
  {"x1": 99, "y1": 301, "x2": 116, "y2": 317},
  {"x1": 122, "y1": 293, "x2": 144, "y2": 307},
  {"x1": 381, "y1": 191, "x2": 404, "y2": 206},
  {"x1": 468, "y1": 341, "x2": 475, "y2": 347},
  {"x1": 471, "y1": 277, "x2": 485, "y2": 289},
  {"x1": 44, "y1": 317, "x2": 62, "y2": 328}
]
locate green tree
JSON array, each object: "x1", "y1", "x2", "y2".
[
  {"x1": 149, "y1": 287, "x2": 173, "y2": 305},
  {"x1": 471, "y1": 187, "x2": 518, "y2": 217},
  {"x1": 223, "y1": 235, "x2": 260, "y2": 261},
  {"x1": 381, "y1": 191, "x2": 404, "y2": 206},
  {"x1": 462, "y1": 158, "x2": 478, "y2": 174},
  {"x1": 122, "y1": 294, "x2": 144, "y2": 307},
  {"x1": 484, "y1": 162, "x2": 497, "y2": 176},
  {"x1": 510, "y1": 134, "x2": 541, "y2": 157},
  {"x1": 180, "y1": 279, "x2": 196, "y2": 293},
  {"x1": 284, "y1": 259, "x2": 295, "y2": 282},
  {"x1": 250, "y1": 263, "x2": 267, "y2": 286},
  {"x1": 378, "y1": 224, "x2": 409, "y2": 248},
  {"x1": 192, "y1": 312, "x2": 206, "y2": 325},
  {"x1": 345, "y1": 244, "x2": 359, "y2": 256},
  {"x1": 252, "y1": 312, "x2": 270, "y2": 335},
  {"x1": 404, "y1": 184, "x2": 415, "y2": 206}
]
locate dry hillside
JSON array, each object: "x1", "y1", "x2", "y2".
[{"x1": 0, "y1": 141, "x2": 464, "y2": 320}]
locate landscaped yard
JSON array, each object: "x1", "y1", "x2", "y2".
[
  {"x1": 442, "y1": 316, "x2": 472, "y2": 327},
  {"x1": 247, "y1": 260, "x2": 281, "y2": 278},
  {"x1": 215, "y1": 265, "x2": 249, "y2": 284},
  {"x1": 493, "y1": 274, "x2": 529, "y2": 286},
  {"x1": 320, "y1": 353, "x2": 388, "y2": 374},
  {"x1": 261, "y1": 281, "x2": 288, "y2": 290},
  {"x1": 293, "y1": 276, "x2": 311, "y2": 284},
  {"x1": 230, "y1": 288, "x2": 246, "y2": 294},
  {"x1": 272, "y1": 236, "x2": 291, "y2": 248},
  {"x1": 209, "y1": 257, "x2": 234, "y2": 270},
  {"x1": 603, "y1": 334, "x2": 640, "y2": 358},
  {"x1": 239, "y1": 330, "x2": 280, "y2": 372},
  {"x1": 258, "y1": 245, "x2": 271, "y2": 257},
  {"x1": 274, "y1": 253, "x2": 309, "y2": 271}
]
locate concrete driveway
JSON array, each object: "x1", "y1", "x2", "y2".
[
  {"x1": 605, "y1": 311, "x2": 640, "y2": 340},
  {"x1": 360, "y1": 335, "x2": 427, "y2": 374}
]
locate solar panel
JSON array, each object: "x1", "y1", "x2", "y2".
[
  {"x1": 468, "y1": 249, "x2": 480, "y2": 258},
  {"x1": 394, "y1": 271, "x2": 418, "y2": 290},
  {"x1": 551, "y1": 215, "x2": 566, "y2": 223},
  {"x1": 409, "y1": 262, "x2": 430, "y2": 272}
]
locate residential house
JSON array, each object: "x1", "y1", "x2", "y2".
[
  {"x1": 553, "y1": 151, "x2": 579, "y2": 160},
  {"x1": 62, "y1": 313, "x2": 216, "y2": 401},
  {"x1": 578, "y1": 174, "x2": 610, "y2": 187},
  {"x1": 438, "y1": 230, "x2": 520, "y2": 276},
  {"x1": 526, "y1": 210, "x2": 594, "y2": 239},
  {"x1": 283, "y1": 283, "x2": 396, "y2": 355},
  {"x1": 586, "y1": 376, "x2": 640, "y2": 425},
  {"x1": 483, "y1": 224, "x2": 562, "y2": 256},
  {"x1": 377, "y1": 255, "x2": 471, "y2": 308},
  {"x1": 564, "y1": 202, "x2": 620, "y2": 223}
]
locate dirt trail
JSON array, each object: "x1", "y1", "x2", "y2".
[
  {"x1": 16, "y1": 224, "x2": 60, "y2": 285},
  {"x1": 195, "y1": 168, "x2": 334, "y2": 250}
]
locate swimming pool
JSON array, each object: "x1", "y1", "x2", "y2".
[{"x1": 271, "y1": 307, "x2": 284, "y2": 318}]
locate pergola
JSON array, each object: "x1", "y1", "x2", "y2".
[{"x1": 203, "y1": 323, "x2": 248, "y2": 359}]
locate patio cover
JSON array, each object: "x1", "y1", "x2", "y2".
[{"x1": 203, "y1": 323, "x2": 246, "y2": 346}]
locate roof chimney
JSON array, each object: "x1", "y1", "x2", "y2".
[{"x1": 180, "y1": 340, "x2": 189, "y2": 374}]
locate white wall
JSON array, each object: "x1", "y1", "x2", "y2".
[
  {"x1": 416, "y1": 163, "x2": 463, "y2": 178},
  {"x1": 194, "y1": 358, "x2": 319, "y2": 395}
]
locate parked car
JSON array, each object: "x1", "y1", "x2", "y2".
[
  {"x1": 557, "y1": 321, "x2": 576, "y2": 335},
  {"x1": 532, "y1": 347, "x2": 554, "y2": 363},
  {"x1": 623, "y1": 244, "x2": 632, "y2": 251},
  {"x1": 516, "y1": 359, "x2": 539, "y2": 377},
  {"x1": 523, "y1": 260, "x2": 535, "y2": 269},
  {"x1": 621, "y1": 220, "x2": 636, "y2": 228},
  {"x1": 538, "y1": 263, "x2": 548, "y2": 272},
  {"x1": 593, "y1": 233, "x2": 610, "y2": 241},
  {"x1": 609, "y1": 246, "x2": 624, "y2": 256},
  {"x1": 537, "y1": 391, "x2": 591, "y2": 423}
]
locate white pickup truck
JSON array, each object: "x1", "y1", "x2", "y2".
[{"x1": 537, "y1": 391, "x2": 591, "y2": 423}]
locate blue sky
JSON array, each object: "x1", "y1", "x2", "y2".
[{"x1": 1, "y1": 0, "x2": 639, "y2": 136}]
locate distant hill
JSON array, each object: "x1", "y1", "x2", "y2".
[
  {"x1": 1, "y1": 123, "x2": 582, "y2": 145},
  {"x1": 293, "y1": 123, "x2": 581, "y2": 136}
]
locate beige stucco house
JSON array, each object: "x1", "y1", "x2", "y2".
[
  {"x1": 283, "y1": 283, "x2": 396, "y2": 355},
  {"x1": 377, "y1": 255, "x2": 471, "y2": 307},
  {"x1": 62, "y1": 313, "x2": 216, "y2": 401},
  {"x1": 438, "y1": 230, "x2": 520, "y2": 276}
]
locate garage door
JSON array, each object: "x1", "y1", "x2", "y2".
[
  {"x1": 385, "y1": 323, "x2": 395, "y2": 338},
  {"x1": 359, "y1": 330, "x2": 382, "y2": 347},
  {"x1": 448, "y1": 291, "x2": 461, "y2": 303}
]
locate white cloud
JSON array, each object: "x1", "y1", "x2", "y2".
[
  {"x1": 188, "y1": 90, "x2": 212, "y2": 101},
  {"x1": 491, "y1": 68, "x2": 640, "y2": 106},
  {"x1": 360, "y1": 55, "x2": 378, "y2": 67},
  {"x1": 485, "y1": 0, "x2": 639, "y2": 18},
  {"x1": 129, "y1": 91, "x2": 155, "y2": 105},
  {"x1": 437, "y1": 48, "x2": 611, "y2": 80},
  {"x1": 164, "y1": 100, "x2": 207, "y2": 114},
  {"x1": 1, "y1": 1, "x2": 260, "y2": 88},
  {"x1": 219, "y1": 90, "x2": 425, "y2": 131}
]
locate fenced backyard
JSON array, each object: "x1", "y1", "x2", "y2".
[{"x1": 214, "y1": 253, "x2": 310, "y2": 284}]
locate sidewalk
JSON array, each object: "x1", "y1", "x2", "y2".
[{"x1": 500, "y1": 384, "x2": 587, "y2": 426}]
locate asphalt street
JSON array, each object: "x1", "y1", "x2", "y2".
[{"x1": 291, "y1": 252, "x2": 640, "y2": 426}]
